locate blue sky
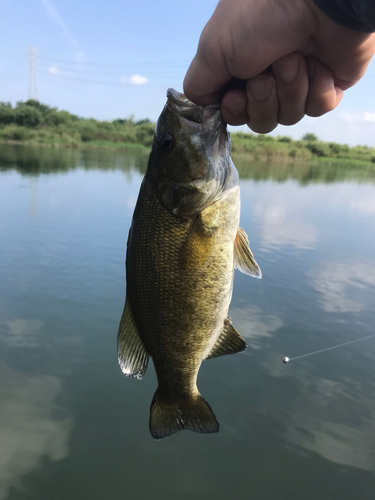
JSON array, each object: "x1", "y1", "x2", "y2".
[{"x1": 1, "y1": 0, "x2": 375, "y2": 146}]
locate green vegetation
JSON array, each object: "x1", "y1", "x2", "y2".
[
  {"x1": 1, "y1": 100, "x2": 375, "y2": 168},
  {"x1": 0, "y1": 100, "x2": 153, "y2": 150},
  {"x1": 230, "y1": 131, "x2": 375, "y2": 165}
]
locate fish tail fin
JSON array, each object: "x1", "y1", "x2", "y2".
[{"x1": 149, "y1": 390, "x2": 219, "y2": 440}]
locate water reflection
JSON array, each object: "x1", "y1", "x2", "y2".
[
  {"x1": 0, "y1": 362, "x2": 72, "y2": 500},
  {"x1": 309, "y1": 262, "x2": 375, "y2": 313},
  {"x1": 283, "y1": 374, "x2": 375, "y2": 471},
  {"x1": 0, "y1": 144, "x2": 149, "y2": 176},
  {"x1": 1, "y1": 144, "x2": 375, "y2": 499},
  {"x1": 1, "y1": 319, "x2": 44, "y2": 348},
  {"x1": 253, "y1": 191, "x2": 318, "y2": 250},
  {"x1": 1, "y1": 144, "x2": 375, "y2": 184},
  {"x1": 230, "y1": 305, "x2": 282, "y2": 350}
]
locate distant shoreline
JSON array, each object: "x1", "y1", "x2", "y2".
[{"x1": 1, "y1": 99, "x2": 375, "y2": 168}]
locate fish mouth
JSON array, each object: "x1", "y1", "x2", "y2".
[
  {"x1": 167, "y1": 88, "x2": 221, "y2": 111},
  {"x1": 166, "y1": 88, "x2": 221, "y2": 125}
]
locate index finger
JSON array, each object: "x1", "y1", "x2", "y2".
[{"x1": 183, "y1": 30, "x2": 232, "y2": 106}]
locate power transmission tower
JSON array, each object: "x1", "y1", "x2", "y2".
[{"x1": 28, "y1": 46, "x2": 39, "y2": 101}]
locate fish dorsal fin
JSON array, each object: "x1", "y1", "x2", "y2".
[
  {"x1": 117, "y1": 296, "x2": 149, "y2": 379},
  {"x1": 206, "y1": 317, "x2": 247, "y2": 360},
  {"x1": 180, "y1": 215, "x2": 216, "y2": 268},
  {"x1": 234, "y1": 226, "x2": 262, "y2": 278}
]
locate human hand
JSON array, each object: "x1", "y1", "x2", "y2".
[{"x1": 183, "y1": 0, "x2": 375, "y2": 133}]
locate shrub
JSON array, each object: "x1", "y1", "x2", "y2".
[
  {"x1": 305, "y1": 141, "x2": 329, "y2": 157},
  {"x1": 0, "y1": 124, "x2": 31, "y2": 141},
  {"x1": 24, "y1": 99, "x2": 52, "y2": 115},
  {"x1": 302, "y1": 133, "x2": 318, "y2": 141},
  {"x1": 44, "y1": 110, "x2": 73, "y2": 126},
  {"x1": 15, "y1": 105, "x2": 42, "y2": 127},
  {"x1": 0, "y1": 102, "x2": 15, "y2": 125},
  {"x1": 135, "y1": 123, "x2": 155, "y2": 146},
  {"x1": 256, "y1": 134, "x2": 275, "y2": 141},
  {"x1": 277, "y1": 135, "x2": 292, "y2": 142}
]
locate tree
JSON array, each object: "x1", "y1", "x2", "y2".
[
  {"x1": 0, "y1": 102, "x2": 15, "y2": 125},
  {"x1": 24, "y1": 99, "x2": 52, "y2": 115},
  {"x1": 15, "y1": 105, "x2": 42, "y2": 127},
  {"x1": 302, "y1": 133, "x2": 318, "y2": 142},
  {"x1": 44, "y1": 110, "x2": 73, "y2": 126}
]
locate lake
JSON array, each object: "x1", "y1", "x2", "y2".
[{"x1": 1, "y1": 144, "x2": 375, "y2": 500}]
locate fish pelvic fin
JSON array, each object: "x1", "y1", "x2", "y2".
[
  {"x1": 117, "y1": 295, "x2": 149, "y2": 380},
  {"x1": 234, "y1": 226, "x2": 262, "y2": 278},
  {"x1": 149, "y1": 391, "x2": 219, "y2": 440},
  {"x1": 206, "y1": 317, "x2": 247, "y2": 360}
]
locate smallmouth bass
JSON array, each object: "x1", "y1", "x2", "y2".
[{"x1": 118, "y1": 89, "x2": 261, "y2": 439}]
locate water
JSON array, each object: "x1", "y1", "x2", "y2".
[{"x1": 1, "y1": 145, "x2": 375, "y2": 500}]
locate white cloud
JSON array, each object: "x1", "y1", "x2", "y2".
[
  {"x1": 47, "y1": 65, "x2": 75, "y2": 78},
  {"x1": 0, "y1": 363, "x2": 73, "y2": 499},
  {"x1": 121, "y1": 74, "x2": 148, "y2": 86},
  {"x1": 48, "y1": 65, "x2": 58, "y2": 75},
  {"x1": 309, "y1": 262, "x2": 375, "y2": 313},
  {"x1": 343, "y1": 111, "x2": 375, "y2": 123}
]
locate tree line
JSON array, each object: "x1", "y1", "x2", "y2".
[{"x1": 0, "y1": 100, "x2": 374, "y2": 164}]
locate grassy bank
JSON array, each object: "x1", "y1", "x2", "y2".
[{"x1": 1, "y1": 99, "x2": 375, "y2": 167}]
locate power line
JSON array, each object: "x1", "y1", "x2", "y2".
[
  {"x1": 38, "y1": 63, "x2": 185, "y2": 77},
  {"x1": 41, "y1": 56, "x2": 190, "y2": 68},
  {"x1": 45, "y1": 72, "x2": 164, "y2": 87}
]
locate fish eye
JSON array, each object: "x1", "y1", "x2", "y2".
[{"x1": 159, "y1": 133, "x2": 174, "y2": 151}]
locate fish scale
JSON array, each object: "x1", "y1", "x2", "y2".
[{"x1": 117, "y1": 89, "x2": 261, "y2": 439}]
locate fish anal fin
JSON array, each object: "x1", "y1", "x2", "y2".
[
  {"x1": 234, "y1": 226, "x2": 262, "y2": 278},
  {"x1": 180, "y1": 215, "x2": 216, "y2": 268},
  {"x1": 206, "y1": 317, "x2": 247, "y2": 360},
  {"x1": 117, "y1": 296, "x2": 149, "y2": 379},
  {"x1": 149, "y1": 391, "x2": 219, "y2": 440}
]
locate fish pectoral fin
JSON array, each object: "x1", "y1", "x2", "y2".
[
  {"x1": 206, "y1": 317, "x2": 247, "y2": 359},
  {"x1": 180, "y1": 214, "x2": 216, "y2": 268},
  {"x1": 234, "y1": 226, "x2": 262, "y2": 278},
  {"x1": 117, "y1": 296, "x2": 149, "y2": 379}
]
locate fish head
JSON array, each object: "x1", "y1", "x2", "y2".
[{"x1": 147, "y1": 88, "x2": 234, "y2": 218}]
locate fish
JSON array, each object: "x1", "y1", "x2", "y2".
[{"x1": 117, "y1": 88, "x2": 261, "y2": 440}]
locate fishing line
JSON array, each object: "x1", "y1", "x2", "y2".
[{"x1": 282, "y1": 333, "x2": 375, "y2": 364}]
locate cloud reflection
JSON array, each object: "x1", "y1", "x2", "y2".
[
  {"x1": 309, "y1": 262, "x2": 375, "y2": 313},
  {"x1": 254, "y1": 195, "x2": 317, "y2": 251},
  {"x1": 284, "y1": 376, "x2": 375, "y2": 471},
  {"x1": 0, "y1": 363, "x2": 72, "y2": 499},
  {"x1": 1, "y1": 319, "x2": 44, "y2": 348},
  {"x1": 230, "y1": 305, "x2": 282, "y2": 350}
]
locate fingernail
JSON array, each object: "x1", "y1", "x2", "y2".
[
  {"x1": 248, "y1": 76, "x2": 273, "y2": 101},
  {"x1": 229, "y1": 98, "x2": 246, "y2": 116},
  {"x1": 274, "y1": 55, "x2": 299, "y2": 82}
]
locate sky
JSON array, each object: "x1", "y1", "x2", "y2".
[{"x1": 1, "y1": 0, "x2": 375, "y2": 147}]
